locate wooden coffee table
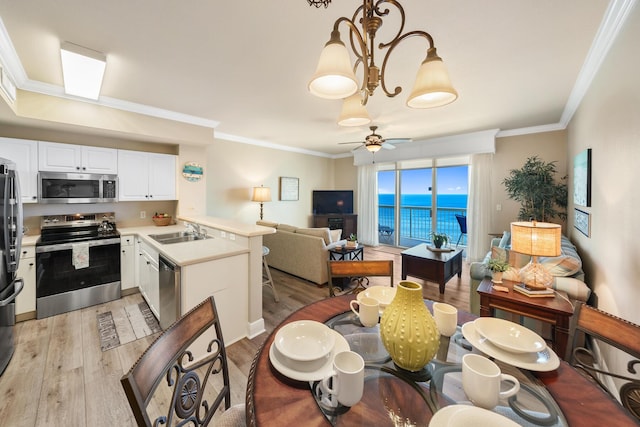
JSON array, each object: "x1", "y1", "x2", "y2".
[
  {"x1": 400, "y1": 244, "x2": 463, "y2": 293},
  {"x1": 477, "y1": 278, "x2": 574, "y2": 359}
]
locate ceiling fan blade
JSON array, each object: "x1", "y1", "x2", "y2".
[
  {"x1": 385, "y1": 138, "x2": 412, "y2": 144},
  {"x1": 338, "y1": 141, "x2": 364, "y2": 145},
  {"x1": 381, "y1": 142, "x2": 397, "y2": 150}
]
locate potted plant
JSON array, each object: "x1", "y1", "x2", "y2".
[
  {"x1": 346, "y1": 233, "x2": 358, "y2": 248},
  {"x1": 502, "y1": 156, "x2": 568, "y2": 222},
  {"x1": 430, "y1": 231, "x2": 449, "y2": 249},
  {"x1": 487, "y1": 259, "x2": 510, "y2": 283}
]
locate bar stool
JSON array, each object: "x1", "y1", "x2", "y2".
[{"x1": 262, "y1": 246, "x2": 279, "y2": 302}]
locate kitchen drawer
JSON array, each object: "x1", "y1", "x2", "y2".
[{"x1": 121, "y1": 235, "x2": 135, "y2": 246}]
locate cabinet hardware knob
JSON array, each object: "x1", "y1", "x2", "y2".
[{"x1": 29, "y1": 263, "x2": 34, "y2": 266}]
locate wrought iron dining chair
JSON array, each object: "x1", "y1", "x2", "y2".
[
  {"x1": 566, "y1": 302, "x2": 640, "y2": 421},
  {"x1": 454, "y1": 215, "x2": 467, "y2": 248},
  {"x1": 121, "y1": 296, "x2": 246, "y2": 427},
  {"x1": 327, "y1": 259, "x2": 394, "y2": 297}
]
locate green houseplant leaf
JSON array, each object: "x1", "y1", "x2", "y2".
[{"x1": 502, "y1": 156, "x2": 568, "y2": 222}]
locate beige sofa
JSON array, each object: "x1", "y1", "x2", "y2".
[{"x1": 257, "y1": 221, "x2": 346, "y2": 285}]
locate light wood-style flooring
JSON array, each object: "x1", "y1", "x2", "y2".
[{"x1": 0, "y1": 245, "x2": 471, "y2": 426}]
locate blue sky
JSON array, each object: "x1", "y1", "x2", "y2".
[{"x1": 379, "y1": 166, "x2": 468, "y2": 194}]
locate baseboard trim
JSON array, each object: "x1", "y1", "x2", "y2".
[{"x1": 247, "y1": 318, "x2": 265, "y2": 339}]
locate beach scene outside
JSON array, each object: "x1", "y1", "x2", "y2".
[{"x1": 378, "y1": 165, "x2": 468, "y2": 247}]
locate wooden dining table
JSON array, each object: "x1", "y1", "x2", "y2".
[{"x1": 246, "y1": 295, "x2": 639, "y2": 426}]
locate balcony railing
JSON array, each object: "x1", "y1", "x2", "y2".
[{"x1": 379, "y1": 204, "x2": 467, "y2": 247}]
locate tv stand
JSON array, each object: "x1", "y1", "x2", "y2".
[{"x1": 313, "y1": 214, "x2": 357, "y2": 239}]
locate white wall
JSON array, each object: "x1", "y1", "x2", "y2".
[
  {"x1": 567, "y1": 3, "x2": 640, "y2": 322},
  {"x1": 566, "y1": 2, "x2": 640, "y2": 390},
  {"x1": 203, "y1": 138, "x2": 340, "y2": 227}
]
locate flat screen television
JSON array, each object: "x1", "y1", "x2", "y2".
[{"x1": 312, "y1": 190, "x2": 354, "y2": 214}]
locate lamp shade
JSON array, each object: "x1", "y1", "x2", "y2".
[
  {"x1": 510, "y1": 222, "x2": 561, "y2": 257},
  {"x1": 251, "y1": 186, "x2": 271, "y2": 203},
  {"x1": 406, "y1": 50, "x2": 458, "y2": 109},
  {"x1": 337, "y1": 93, "x2": 371, "y2": 127},
  {"x1": 308, "y1": 31, "x2": 358, "y2": 100},
  {"x1": 366, "y1": 143, "x2": 382, "y2": 153}
]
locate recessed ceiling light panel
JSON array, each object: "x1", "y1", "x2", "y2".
[{"x1": 60, "y1": 42, "x2": 106, "y2": 100}]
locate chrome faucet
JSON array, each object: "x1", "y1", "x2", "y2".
[{"x1": 186, "y1": 222, "x2": 207, "y2": 238}]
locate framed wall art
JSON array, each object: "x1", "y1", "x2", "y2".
[
  {"x1": 573, "y1": 148, "x2": 591, "y2": 207},
  {"x1": 279, "y1": 177, "x2": 299, "y2": 201},
  {"x1": 574, "y1": 208, "x2": 590, "y2": 237}
]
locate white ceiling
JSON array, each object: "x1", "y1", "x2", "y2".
[{"x1": 0, "y1": 0, "x2": 632, "y2": 156}]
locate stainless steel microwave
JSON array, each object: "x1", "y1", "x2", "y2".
[{"x1": 38, "y1": 172, "x2": 118, "y2": 204}]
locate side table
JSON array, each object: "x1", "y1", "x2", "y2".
[
  {"x1": 328, "y1": 244, "x2": 364, "y2": 261},
  {"x1": 477, "y1": 278, "x2": 574, "y2": 359}
]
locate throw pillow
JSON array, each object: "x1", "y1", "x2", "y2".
[
  {"x1": 498, "y1": 231, "x2": 511, "y2": 248},
  {"x1": 539, "y1": 255, "x2": 582, "y2": 277},
  {"x1": 296, "y1": 227, "x2": 332, "y2": 245},
  {"x1": 330, "y1": 228, "x2": 342, "y2": 243}
]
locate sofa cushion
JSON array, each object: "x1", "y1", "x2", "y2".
[
  {"x1": 296, "y1": 227, "x2": 331, "y2": 245},
  {"x1": 330, "y1": 228, "x2": 342, "y2": 243},
  {"x1": 277, "y1": 224, "x2": 298, "y2": 232}
]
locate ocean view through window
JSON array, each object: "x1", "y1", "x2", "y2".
[{"x1": 378, "y1": 162, "x2": 468, "y2": 247}]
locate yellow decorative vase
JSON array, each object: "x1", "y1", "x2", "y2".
[{"x1": 380, "y1": 281, "x2": 440, "y2": 372}]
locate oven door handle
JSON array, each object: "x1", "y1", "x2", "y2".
[
  {"x1": 0, "y1": 278, "x2": 23, "y2": 307},
  {"x1": 35, "y1": 237, "x2": 122, "y2": 253}
]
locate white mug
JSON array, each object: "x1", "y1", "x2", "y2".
[
  {"x1": 433, "y1": 302, "x2": 458, "y2": 337},
  {"x1": 320, "y1": 351, "x2": 365, "y2": 407},
  {"x1": 350, "y1": 297, "x2": 379, "y2": 327},
  {"x1": 462, "y1": 354, "x2": 520, "y2": 409}
]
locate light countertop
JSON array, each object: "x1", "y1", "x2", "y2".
[
  {"x1": 177, "y1": 215, "x2": 275, "y2": 237},
  {"x1": 119, "y1": 224, "x2": 249, "y2": 267}
]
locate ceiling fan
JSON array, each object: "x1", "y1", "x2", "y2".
[{"x1": 339, "y1": 126, "x2": 412, "y2": 153}]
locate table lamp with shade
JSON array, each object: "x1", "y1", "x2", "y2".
[
  {"x1": 510, "y1": 221, "x2": 561, "y2": 289},
  {"x1": 251, "y1": 185, "x2": 271, "y2": 220}
]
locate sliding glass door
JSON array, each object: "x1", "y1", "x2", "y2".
[{"x1": 377, "y1": 158, "x2": 468, "y2": 247}]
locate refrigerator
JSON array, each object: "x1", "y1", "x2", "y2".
[{"x1": 0, "y1": 157, "x2": 24, "y2": 376}]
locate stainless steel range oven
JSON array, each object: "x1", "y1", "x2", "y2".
[{"x1": 36, "y1": 212, "x2": 120, "y2": 319}]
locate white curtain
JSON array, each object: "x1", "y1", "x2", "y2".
[
  {"x1": 467, "y1": 153, "x2": 493, "y2": 261},
  {"x1": 357, "y1": 164, "x2": 379, "y2": 246}
]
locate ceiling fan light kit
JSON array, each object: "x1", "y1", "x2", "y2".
[{"x1": 308, "y1": 0, "x2": 458, "y2": 126}]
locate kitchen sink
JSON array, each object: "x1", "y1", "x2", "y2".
[{"x1": 149, "y1": 231, "x2": 212, "y2": 244}]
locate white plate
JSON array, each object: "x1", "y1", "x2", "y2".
[
  {"x1": 461, "y1": 322, "x2": 559, "y2": 372},
  {"x1": 474, "y1": 317, "x2": 546, "y2": 354},
  {"x1": 358, "y1": 286, "x2": 397, "y2": 314},
  {"x1": 274, "y1": 320, "x2": 335, "y2": 361},
  {"x1": 429, "y1": 405, "x2": 520, "y2": 427},
  {"x1": 269, "y1": 331, "x2": 350, "y2": 382}
]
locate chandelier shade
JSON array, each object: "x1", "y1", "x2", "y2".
[
  {"x1": 365, "y1": 142, "x2": 382, "y2": 153},
  {"x1": 308, "y1": 31, "x2": 358, "y2": 99},
  {"x1": 308, "y1": 0, "x2": 458, "y2": 125},
  {"x1": 338, "y1": 93, "x2": 371, "y2": 126},
  {"x1": 407, "y1": 50, "x2": 459, "y2": 109}
]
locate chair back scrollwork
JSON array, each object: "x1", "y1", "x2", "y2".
[{"x1": 568, "y1": 303, "x2": 640, "y2": 421}]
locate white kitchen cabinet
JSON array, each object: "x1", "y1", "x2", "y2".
[
  {"x1": 137, "y1": 239, "x2": 160, "y2": 319},
  {"x1": 0, "y1": 137, "x2": 39, "y2": 203},
  {"x1": 39, "y1": 141, "x2": 118, "y2": 174},
  {"x1": 120, "y1": 235, "x2": 136, "y2": 291},
  {"x1": 118, "y1": 149, "x2": 176, "y2": 201},
  {"x1": 15, "y1": 246, "x2": 36, "y2": 317}
]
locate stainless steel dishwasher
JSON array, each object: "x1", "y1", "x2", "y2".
[{"x1": 158, "y1": 255, "x2": 181, "y2": 330}]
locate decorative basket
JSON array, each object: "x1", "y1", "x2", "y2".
[{"x1": 152, "y1": 216, "x2": 172, "y2": 226}]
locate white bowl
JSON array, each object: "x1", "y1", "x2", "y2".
[
  {"x1": 357, "y1": 286, "x2": 397, "y2": 313},
  {"x1": 274, "y1": 320, "x2": 335, "y2": 361},
  {"x1": 474, "y1": 317, "x2": 546, "y2": 354}
]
